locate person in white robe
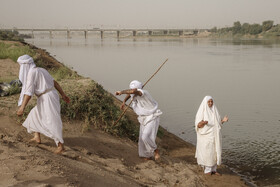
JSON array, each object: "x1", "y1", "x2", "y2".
[
  {"x1": 16, "y1": 55, "x2": 70, "y2": 154},
  {"x1": 195, "y1": 96, "x2": 229, "y2": 175},
  {"x1": 115, "y1": 80, "x2": 162, "y2": 160}
]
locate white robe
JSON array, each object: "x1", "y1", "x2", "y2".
[
  {"x1": 22, "y1": 67, "x2": 63, "y2": 145},
  {"x1": 195, "y1": 96, "x2": 222, "y2": 167},
  {"x1": 131, "y1": 89, "x2": 162, "y2": 158}
]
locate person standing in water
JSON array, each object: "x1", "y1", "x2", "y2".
[{"x1": 195, "y1": 96, "x2": 229, "y2": 175}]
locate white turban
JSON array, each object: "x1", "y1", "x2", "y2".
[
  {"x1": 17, "y1": 55, "x2": 36, "y2": 106},
  {"x1": 129, "y1": 80, "x2": 143, "y2": 89}
]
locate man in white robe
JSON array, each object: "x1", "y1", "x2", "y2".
[
  {"x1": 195, "y1": 96, "x2": 228, "y2": 175},
  {"x1": 16, "y1": 55, "x2": 70, "y2": 154},
  {"x1": 116, "y1": 80, "x2": 162, "y2": 160}
]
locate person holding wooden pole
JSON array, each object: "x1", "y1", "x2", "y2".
[{"x1": 116, "y1": 80, "x2": 162, "y2": 160}]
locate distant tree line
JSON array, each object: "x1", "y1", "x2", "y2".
[{"x1": 210, "y1": 20, "x2": 280, "y2": 37}]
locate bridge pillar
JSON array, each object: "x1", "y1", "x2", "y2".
[
  {"x1": 67, "y1": 30, "x2": 70, "y2": 39},
  {"x1": 117, "y1": 30, "x2": 120, "y2": 39},
  {"x1": 31, "y1": 30, "x2": 34, "y2": 38},
  {"x1": 179, "y1": 30, "x2": 183, "y2": 36},
  {"x1": 100, "y1": 30, "x2": 104, "y2": 39},
  {"x1": 84, "y1": 30, "x2": 87, "y2": 39},
  {"x1": 133, "y1": 30, "x2": 137, "y2": 37},
  {"x1": 49, "y1": 30, "x2": 53, "y2": 39},
  {"x1": 148, "y1": 31, "x2": 153, "y2": 36}
]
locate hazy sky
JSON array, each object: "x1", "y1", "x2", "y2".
[{"x1": 1, "y1": 0, "x2": 280, "y2": 29}]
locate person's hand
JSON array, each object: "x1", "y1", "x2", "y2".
[
  {"x1": 120, "y1": 103, "x2": 126, "y2": 110},
  {"x1": 62, "y1": 95, "x2": 70, "y2": 103},
  {"x1": 222, "y1": 116, "x2": 229, "y2": 123},
  {"x1": 17, "y1": 107, "x2": 24, "y2": 116},
  {"x1": 204, "y1": 120, "x2": 208, "y2": 125},
  {"x1": 115, "y1": 91, "x2": 122, "y2": 96}
]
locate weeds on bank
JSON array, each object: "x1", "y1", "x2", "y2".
[
  {"x1": 50, "y1": 66, "x2": 78, "y2": 81},
  {"x1": 0, "y1": 42, "x2": 35, "y2": 62},
  {"x1": 61, "y1": 80, "x2": 139, "y2": 141}
]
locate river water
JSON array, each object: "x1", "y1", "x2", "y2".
[{"x1": 26, "y1": 35, "x2": 280, "y2": 186}]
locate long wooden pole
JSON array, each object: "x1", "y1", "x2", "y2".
[{"x1": 113, "y1": 58, "x2": 168, "y2": 126}]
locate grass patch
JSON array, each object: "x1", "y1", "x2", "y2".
[
  {"x1": 50, "y1": 66, "x2": 78, "y2": 81},
  {"x1": 0, "y1": 42, "x2": 36, "y2": 62}
]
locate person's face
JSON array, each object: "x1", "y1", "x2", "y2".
[{"x1": 207, "y1": 99, "x2": 213, "y2": 108}]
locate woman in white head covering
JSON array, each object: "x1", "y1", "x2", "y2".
[
  {"x1": 17, "y1": 55, "x2": 36, "y2": 106},
  {"x1": 195, "y1": 96, "x2": 228, "y2": 175},
  {"x1": 16, "y1": 54, "x2": 70, "y2": 154},
  {"x1": 116, "y1": 80, "x2": 162, "y2": 160}
]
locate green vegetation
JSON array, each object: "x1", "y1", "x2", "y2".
[
  {"x1": 60, "y1": 79, "x2": 139, "y2": 141},
  {"x1": 210, "y1": 20, "x2": 280, "y2": 38},
  {"x1": 0, "y1": 30, "x2": 24, "y2": 41},
  {"x1": 0, "y1": 42, "x2": 36, "y2": 62},
  {"x1": 50, "y1": 66, "x2": 77, "y2": 81}
]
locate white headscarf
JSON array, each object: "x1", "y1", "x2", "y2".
[
  {"x1": 195, "y1": 96, "x2": 221, "y2": 130},
  {"x1": 195, "y1": 95, "x2": 222, "y2": 165},
  {"x1": 129, "y1": 80, "x2": 143, "y2": 89},
  {"x1": 17, "y1": 55, "x2": 36, "y2": 106}
]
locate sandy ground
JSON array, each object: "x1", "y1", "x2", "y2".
[{"x1": 0, "y1": 48, "x2": 249, "y2": 187}]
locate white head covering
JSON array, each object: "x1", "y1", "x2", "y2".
[
  {"x1": 195, "y1": 95, "x2": 222, "y2": 165},
  {"x1": 129, "y1": 80, "x2": 143, "y2": 89},
  {"x1": 17, "y1": 55, "x2": 36, "y2": 106},
  {"x1": 195, "y1": 96, "x2": 221, "y2": 127}
]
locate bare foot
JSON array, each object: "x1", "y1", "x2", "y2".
[
  {"x1": 28, "y1": 136, "x2": 41, "y2": 144},
  {"x1": 54, "y1": 143, "x2": 65, "y2": 154},
  {"x1": 154, "y1": 149, "x2": 160, "y2": 160},
  {"x1": 29, "y1": 132, "x2": 41, "y2": 144},
  {"x1": 212, "y1": 171, "x2": 222, "y2": 176},
  {"x1": 205, "y1": 172, "x2": 212, "y2": 175}
]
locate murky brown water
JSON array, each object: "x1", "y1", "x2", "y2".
[{"x1": 26, "y1": 36, "x2": 280, "y2": 186}]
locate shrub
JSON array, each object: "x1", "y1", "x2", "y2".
[{"x1": 61, "y1": 80, "x2": 139, "y2": 141}]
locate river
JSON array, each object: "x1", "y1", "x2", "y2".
[{"x1": 26, "y1": 35, "x2": 280, "y2": 186}]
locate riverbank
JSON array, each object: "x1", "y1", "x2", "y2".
[{"x1": 0, "y1": 40, "x2": 249, "y2": 186}]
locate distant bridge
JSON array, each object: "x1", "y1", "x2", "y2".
[{"x1": 2, "y1": 28, "x2": 209, "y2": 39}]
